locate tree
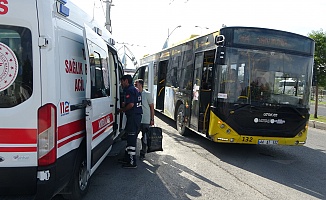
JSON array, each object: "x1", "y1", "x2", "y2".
[{"x1": 308, "y1": 30, "x2": 326, "y2": 118}]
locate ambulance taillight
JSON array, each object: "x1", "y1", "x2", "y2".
[{"x1": 37, "y1": 104, "x2": 57, "y2": 166}]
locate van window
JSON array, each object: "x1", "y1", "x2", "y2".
[
  {"x1": 0, "y1": 26, "x2": 33, "y2": 108},
  {"x1": 90, "y1": 51, "x2": 107, "y2": 98}
]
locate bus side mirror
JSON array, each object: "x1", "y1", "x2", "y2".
[{"x1": 215, "y1": 35, "x2": 225, "y2": 45}]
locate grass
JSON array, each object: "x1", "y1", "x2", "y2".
[
  {"x1": 310, "y1": 114, "x2": 326, "y2": 123},
  {"x1": 310, "y1": 100, "x2": 326, "y2": 105},
  {"x1": 310, "y1": 99, "x2": 326, "y2": 123}
]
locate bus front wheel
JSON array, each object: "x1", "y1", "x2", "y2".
[{"x1": 176, "y1": 104, "x2": 189, "y2": 136}]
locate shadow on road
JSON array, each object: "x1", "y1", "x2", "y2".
[{"x1": 155, "y1": 111, "x2": 326, "y2": 199}]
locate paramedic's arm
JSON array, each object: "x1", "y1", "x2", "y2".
[
  {"x1": 150, "y1": 103, "x2": 154, "y2": 126},
  {"x1": 119, "y1": 103, "x2": 134, "y2": 113}
]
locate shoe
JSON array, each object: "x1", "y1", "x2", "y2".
[
  {"x1": 118, "y1": 158, "x2": 128, "y2": 164},
  {"x1": 122, "y1": 163, "x2": 137, "y2": 169},
  {"x1": 139, "y1": 154, "x2": 145, "y2": 161}
]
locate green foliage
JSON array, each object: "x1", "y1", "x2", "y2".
[
  {"x1": 310, "y1": 114, "x2": 326, "y2": 123},
  {"x1": 308, "y1": 30, "x2": 326, "y2": 87}
]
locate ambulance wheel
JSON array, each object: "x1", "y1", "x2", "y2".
[
  {"x1": 63, "y1": 153, "x2": 89, "y2": 200},
  {"x1": 176, "y1": 104, "x2": 189, "y2": 136}
]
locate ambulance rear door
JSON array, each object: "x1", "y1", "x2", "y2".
[
  {"x1": 0, "y1": 0, "x2": 42, "y2": 195},
  {"x1": 83, "y1": 24, "x2": 115, "y2": 175}
]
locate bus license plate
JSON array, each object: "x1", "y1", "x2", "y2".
[{"x1": 258, "y1": 140, "x2": 278, "y2": 145}]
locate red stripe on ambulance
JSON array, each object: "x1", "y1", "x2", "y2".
[
  {"x1": 57, "y1": 119, "x2": 86, "y2": 148},
  {"x1": 58, "y1": 119, "x2": 85, "y2": 140},
  {"x1": 58, "y1": 133, "x2": 84, "y2": 148},
  {"x1": 0, "y1": 147, "x2": 37, "y2": 152},
  {"x1": 0, "y1": 128, "x2": 37, "y2": 144},
  {"x1": 92, "y1": 113, "x2": 113, "y2": 134},
  {"x1": 92, "y1": 123, "x2": 113, "y2": 140}
]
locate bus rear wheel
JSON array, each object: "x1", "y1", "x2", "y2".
[{"x1": 176, "y1": 104, "x2": 189, "y2": 136}]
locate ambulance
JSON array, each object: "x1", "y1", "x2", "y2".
[{"x1": 0, "y1": 0, "x2": 125, "y2": 199}]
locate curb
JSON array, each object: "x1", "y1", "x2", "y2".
[{"x1": 308, "y1": 120, "x2": 326, "y2": 130}]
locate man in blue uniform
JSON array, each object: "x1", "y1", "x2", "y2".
[{"x1": 119, "y1": 75, "x2": 142, "y2": 168}]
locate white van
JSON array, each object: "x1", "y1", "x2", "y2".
[
  {"x1": 278, "y1": 78, "x2": 303, "y2": 95},
  {"x1": 0, "y1": 1, "x2": 124, "y2": 199}
]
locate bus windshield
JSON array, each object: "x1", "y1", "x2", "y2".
[{"x1": 214, "y1": 47, "x2": 313, "y2": 108}]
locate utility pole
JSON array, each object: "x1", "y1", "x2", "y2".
[
  {"x1": 104, "y1": 0, "x2": 113, "y2": 33},
  {"x1": 162, "y1": 25, "x2": 181, "y2": 49}
]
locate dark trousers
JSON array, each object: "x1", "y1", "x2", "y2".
[
  {"x1": 139, "y1": 123, "x2": 150, "y2": 156},
  {"x1": 124, "y1": 114, "x2": 142, "y2": 165}
]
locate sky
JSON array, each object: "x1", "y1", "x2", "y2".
[{"x1": 70, "y1": 0, "x2": 326, "y2": 69}]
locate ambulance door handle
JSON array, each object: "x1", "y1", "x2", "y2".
[
  {"x1": 110, "y1": 104, "x2": 114, "y2": 107},
  {"x1": 70, "y1": 100, "x2": 90, "y2": 111},
  {"x1": 82, "y1": 99, "x2": 91, "y2": 106}
]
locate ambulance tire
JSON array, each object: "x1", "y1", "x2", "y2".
[{"x1": 63, "y1": 151, "x2": 89, "y2": 200}]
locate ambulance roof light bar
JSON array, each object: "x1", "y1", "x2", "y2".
[
  {"x1": 56, "y1": 0, "x2": 70, "y2": 17},
  {"x1": 57, "y1": 0, "x2": 67, "y2": 4}
]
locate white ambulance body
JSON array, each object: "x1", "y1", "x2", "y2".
[{"x1": 0, "y1": 1, "x2": 124, "y2": 199}]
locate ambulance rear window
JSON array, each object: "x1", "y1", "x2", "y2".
[{"x1": 0, "y1": 25, "x2": 33, "y2": 108}]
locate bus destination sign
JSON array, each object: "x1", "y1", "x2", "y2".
[{"x1": 233, "y1": 28, "x2": 313, "y2": 54}]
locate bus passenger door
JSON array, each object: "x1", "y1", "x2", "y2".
[
  {"x1": 190, "y1": 53, "x2": 204, "y2": 131},
  {"x1": 83, "y1": 25, "x2": 115, "y2": 176},
  {"x1": 199, "y1": 51, "x2": 215, "y2": 134},
  {"x1": 156, "y1": 60, "x2": 168, "y2": 111}
]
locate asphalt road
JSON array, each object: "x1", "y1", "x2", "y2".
[
  {"x1": 310, "y1": 103, "x2": 326, "y2": 116},
  {"x1": 50, "y1": 112, "x2": 326, "y2": 200}
]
